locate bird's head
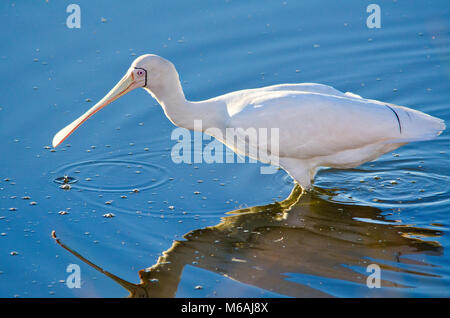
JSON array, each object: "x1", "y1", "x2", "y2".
[{"x1": 52, "y1": 54, "x2": 177, "y2": 148}]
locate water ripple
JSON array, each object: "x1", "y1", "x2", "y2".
[
  {"x1": 315, "y1": 159, "x2": 450, "y2": 208},
  {"x1": 52, "y1": 159, "x2": 169, "y2": 193}
]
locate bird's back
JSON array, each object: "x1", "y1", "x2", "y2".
[{"x1": 218, "y1": 84, "x2": 445, "y2": 160}]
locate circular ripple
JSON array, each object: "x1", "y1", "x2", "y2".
[
  {"x1": 316, "y1": 167, "x2": 450, "y2": 207},
  {"x1": 52, "y1": 160, "x2": 169, "y2": 193},
  {"x1": 359, "y1": 170, "x2": 450, "y2": 207}
]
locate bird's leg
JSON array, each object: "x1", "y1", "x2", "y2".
[
  {"x1": 279, "y1": 158, "x2": 313, "y2": 190},
  {"x1": 299, "y1": 182, "x2": 314, "y2": 192}
]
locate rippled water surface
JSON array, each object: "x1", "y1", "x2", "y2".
[{"x1": 0, "y1": 0, "x2": 449, "y2": 297}]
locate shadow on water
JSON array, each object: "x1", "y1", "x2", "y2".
[{"x1": 52, "y1": 185, "x2": 443, "y2": 297}]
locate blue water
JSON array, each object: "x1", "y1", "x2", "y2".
[{"x1": 0, "y1": 0, "x2": 449, "y2": 297}]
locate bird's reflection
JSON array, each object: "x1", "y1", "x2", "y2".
[{"x1": 53, "y1": 185, "x2": 443, "y2": 297}]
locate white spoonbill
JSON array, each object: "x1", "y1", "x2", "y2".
[{"x1": 52, "y1": 54, "x2": 445, "y2": 190}]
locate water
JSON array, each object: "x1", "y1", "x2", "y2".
[{"x1": 0, "y1": 0, "x2": 449, "y2": 297}]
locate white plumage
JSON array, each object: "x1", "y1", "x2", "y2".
[{"x1": 53, "y1": 54, "x2": 446, "y2": 190}]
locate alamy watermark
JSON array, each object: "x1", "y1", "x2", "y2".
[
  {"x1": 366, "y1": 263, "x2": 381, "y2": 288},
  {"x1": 66, "y1": 4, "x2": 81, "y2": 29},
  {"x1": 66, "y1": 264, "x2": 81, "y2": 288},
  {"x1": 170, "y1": 120, "x2": 280, "y2": 175},
  {"x1": 366, "y1": 4, "x2": 381, "y2": 29}
]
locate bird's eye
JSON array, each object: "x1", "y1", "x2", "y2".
[{"x1": 137, "y1": 70, "x2": 144, "y2": 77}]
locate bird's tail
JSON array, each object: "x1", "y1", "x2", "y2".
[{"x1": 383, "y1": 105, "x2": 446, "y2": 144}]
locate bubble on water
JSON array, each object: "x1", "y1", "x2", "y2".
[{"x1": 60, "y1": 184, "x2": 71, "y2": 190}]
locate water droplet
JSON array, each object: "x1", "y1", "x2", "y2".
[{"x1": 54, "y1": 176, "x2": 77, "y2": 184}]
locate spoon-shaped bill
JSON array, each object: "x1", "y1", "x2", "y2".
[{"x1": 52, "y1": 70, "x2": 139, "y2": 148}]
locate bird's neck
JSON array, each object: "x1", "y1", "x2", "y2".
[{"x1": 146, "y1": 82, "x2": 227, "y2": 132}]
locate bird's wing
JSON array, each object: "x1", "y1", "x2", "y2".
[
  {"x1": 248, "y1": 83, "x2": 365, "y2": 100},
  {"x1": 254, "y1": 83, "x2": 347, "y2": 96},
  {"x1": 222, "y1": 83, "x2": 363, "y2": 117},
  {"x1": 225, "y1": 91, "x2": 438, "y2": 160}
]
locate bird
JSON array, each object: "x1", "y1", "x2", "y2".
[{"x1": 52, "y1": 54, "x2": 446, "y2": 190}]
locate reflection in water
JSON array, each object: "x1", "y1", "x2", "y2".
[{"x1": 53, "y1": 185, "x2": 443, "y2": 297}]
